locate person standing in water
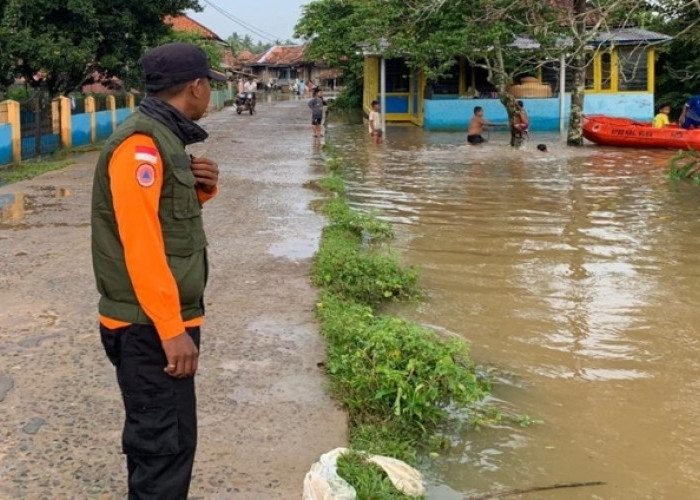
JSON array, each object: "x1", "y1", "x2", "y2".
[
  {"x1": 308, "y1": 88, "x2": 326, "y2": 138},
  {"x1": 368, "y1": 100, "x2": 383, "y2": 144}
]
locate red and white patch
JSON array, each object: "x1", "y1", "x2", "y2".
[
  {"x1": 135, "y1": 163, "x2": 156, "y2": 187},
  {"x1": 135, "y1": 145, "x2": 158, "y2": 164}
]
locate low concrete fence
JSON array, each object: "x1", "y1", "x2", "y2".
[
  {"x1": 1, "y1": 88, "x2": 234, "y2": 167},
  {"x1": 0, "y1": 94, "x2": 137, "y2": 168}
]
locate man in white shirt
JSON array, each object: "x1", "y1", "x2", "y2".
[{"x1": 244, "y1": 79, "x2": 257, "y2": 94}]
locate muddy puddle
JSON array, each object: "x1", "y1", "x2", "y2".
[{"x1": 329, "y1": 123, "x2": 700, "y2": 498}]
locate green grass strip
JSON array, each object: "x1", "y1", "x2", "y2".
[
  {"x1": 0, "y1": 143, "x2": 102, "y2": 185},
  {"x1": 311, "y1": 148, "x2": 490, "y2": 498}
]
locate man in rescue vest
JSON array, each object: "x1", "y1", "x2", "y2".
[{"x1": 91, "y1": 43, "x2": 224, "y2": 498}]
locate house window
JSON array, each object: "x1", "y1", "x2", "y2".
[
  {"x1": 617, "y1": 46, "x2": 648, "y2": 91},
  {"x1": 600, "y1": 52, "x2": 613, "y2": 90},
  {"x1": 386, "y1": 59, "x2": 410, "y2": 92},
  {"x1": 431, "y1": 61, "x2": 460, "y2": 95},
  {"x1": 464, "y1": 63, "x2": 496, "y2": 97},
  {"x1": 541, "y1": 54, "x2": 595, "y2": 94},
  {"x1": 585, "y1": 54, "x2": 595, "y2": 90}
]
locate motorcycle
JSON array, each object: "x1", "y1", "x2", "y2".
[{"x1": 235, "y1": 92, "x2": 256, "y2": 115}]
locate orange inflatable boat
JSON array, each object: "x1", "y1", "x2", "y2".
[{"x1": 583, "y1": 115, "x2": 700, "y2": 150}]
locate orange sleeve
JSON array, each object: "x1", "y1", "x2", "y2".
[
  {"x1": 197, "y1": 185, "x2": 218, "y2": 205},
  {"x1": 108, "y1": 134, "x2": 185, "y2": 340}
]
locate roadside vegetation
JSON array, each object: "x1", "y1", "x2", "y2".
[
  {"x1": 310, "y1": 145, "x2": 491, "y2": 497},
  {"x1": 0, "y1": 144, "x2": 101, "y2": 184},
  {"x1": 668, "y1": 150, "x2": 700, "y2": 183}
]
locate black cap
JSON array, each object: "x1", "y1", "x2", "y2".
[{"x1": 141, "y1": 43, "x2": 227, "y2": 91}]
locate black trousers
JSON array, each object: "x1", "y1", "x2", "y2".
[{"x1": 101, "y1": 324, "x2": 200, "y2": 500}]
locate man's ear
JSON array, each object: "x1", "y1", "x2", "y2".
[{"x1": 191, "y1": 79, "x2": 204, "y2": 98}]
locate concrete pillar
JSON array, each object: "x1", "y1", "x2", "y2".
[
  {"x1": 51, "y1": 99, "x2": 60, "y2": 134},
  {"x1": 59, "y1": 97, "x2": 72, "y2": 148},
  {"x1": 85, "y1": 96, "x2": 96, "y2": 144},
  {"x1": 106, "y1": 95, "x2": 117, "y2": 132},
  {"x1": 0, "y1": 100, "x2": 21, "y2": 164}
]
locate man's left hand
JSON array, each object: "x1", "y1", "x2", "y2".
[{"x1": 190, "y1": 156, "x2": 219, "y2": 193}]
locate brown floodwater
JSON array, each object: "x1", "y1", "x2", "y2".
[{"x1": 329, "y1": 123, "x2": 700, "y2": 499}]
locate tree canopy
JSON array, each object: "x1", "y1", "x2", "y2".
[
  {"x1": 0, "y1": 0, "x2": 202, "y2": 95},
  {"x1": 296, "y1": 0, "x2": 686, "y2": 144},
  {"x1": 649, "y1": 0, "x2": 700, "y2": 112}
]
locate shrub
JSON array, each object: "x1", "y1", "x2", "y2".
[
  {"x1": 312, "y1": 149, "x2": 490, "y2": 498},
  {"x1": 317, "y1": 293, "x2": 488, "y2": 436}
]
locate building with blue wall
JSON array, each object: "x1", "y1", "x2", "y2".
[{"x1": 363, "y1": 28, "x2": 671, "y2": 132}]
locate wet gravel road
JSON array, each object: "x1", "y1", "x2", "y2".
[{"x1": 0, "y1": 96, "x2": 346, "y2": 499}]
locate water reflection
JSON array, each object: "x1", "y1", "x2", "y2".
[
  {"x1": 0, "y1": 193, "x2": 25, "y2": 225},
  {"x1": 329, "y1": 124, "x2": 700, "y2": 498}
]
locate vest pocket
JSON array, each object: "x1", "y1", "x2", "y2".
[{"x1": 171, "y1": 162, "x2": 201, "y2": 219}]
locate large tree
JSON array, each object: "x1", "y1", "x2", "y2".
[
  {"x1": 295, "y1": 0, "x2": 380, "y2": 108},
  {"x1": 0, "y1": 0, "x2": 202, "y2": 96},
  {"x1": 650, "y1": 0, "x2": 700, "y2": 114}
]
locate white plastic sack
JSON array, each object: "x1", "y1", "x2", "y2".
[{"x1": 302, "y1": 447, "x2": 426, "y2": 500}]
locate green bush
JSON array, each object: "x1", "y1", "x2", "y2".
[
  {"x1": 317, "y1": 174, "x2": 346, "y2": 195},
  {"x1": 323, "y1": 196, "x2": 394, "y2": 240},
  {"x1": 317, "y1": 293, "x2": 488, "y2": 435},
  {"x1": 312, "y1": 149, "x2": 490, "y2": 498},
  {"x1": 668, "y1": 149, "x2": 700, "y2": 182},
  {"x1": 314, "y1": 226, "x2": 418, "y2": 304}
]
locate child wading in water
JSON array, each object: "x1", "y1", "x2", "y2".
[
  {"x1": 511, "y1": 100, "x2": 529, "y2": 147},
  {"x1": 467, "y1": 106, "x2": 501, "y2": 144},
  {"x1": 368, "y1": 100, "x2": 383, "y2": 144},
  {"x1": 308, "y1": 88, "x2": 326, "y2": 138}
]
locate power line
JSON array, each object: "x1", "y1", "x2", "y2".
[{"x1": 201, "y1": 0, "x2": 288, "y2": 43}]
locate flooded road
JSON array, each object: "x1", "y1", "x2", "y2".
[{"x1": 330, "y1": 124, "x2": 700, "y2": 498}]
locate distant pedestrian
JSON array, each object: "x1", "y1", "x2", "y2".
[
  {"x1": 368, "y1": 100, "x2": 383, "y2": 144},
  {"x1": 308, "y1": 88, "x2": 326, "y2": 138},
  {"x1": 92, "y1": 43, "x2": 223, "y2": 499}
]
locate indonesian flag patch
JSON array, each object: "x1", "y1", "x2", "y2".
[{"x1": 135, "y1": 145, "x2": 158, "y2": 164}]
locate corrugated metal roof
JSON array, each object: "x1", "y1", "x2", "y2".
[
  {"x1": 591, "y1": 28, "x2": 673, "y2": 46},
  {"x1": 510, "y1": 27, "x2": 672, "y2": 50}
]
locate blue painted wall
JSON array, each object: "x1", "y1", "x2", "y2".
[
  {"x1": 116, "y1": 108, "x2": 131, "y2": 125},
  {"x1": 71, "y1": 114, "x2": 92, "y2": 146},
  {"x1": 21, "y1": 134, "x2": 61, "y2": 160},
  {"x1": 371, "y1": 94, "x2": 410, "y2": 114},
  {"x1": 423, "y1": 93, "x2": 655, "y2": 131},
  {"x1": 0, "y1": 124, "x2": 12, "y2": 166},
  {"x1": 96, "y1": 111, "x2": 113, "y2": 141}
]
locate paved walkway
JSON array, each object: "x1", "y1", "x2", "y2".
[{"x1": 0, "y1": 96, "x2": 346, "y2": 499}]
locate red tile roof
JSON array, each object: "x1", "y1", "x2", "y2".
[
  {"x1": 237, "y1": 50, "x2": 256, "y2": 62},
  {"x1": 247, "y1": 45, "x2": 308, "y2": 67},
  {"x1": 164, "y1": 15, "x2": 224, "y2": 42}
]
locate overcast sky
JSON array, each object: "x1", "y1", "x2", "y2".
[{"x1": 187, "y1": 0, "x2": 309, "y2": 44}]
